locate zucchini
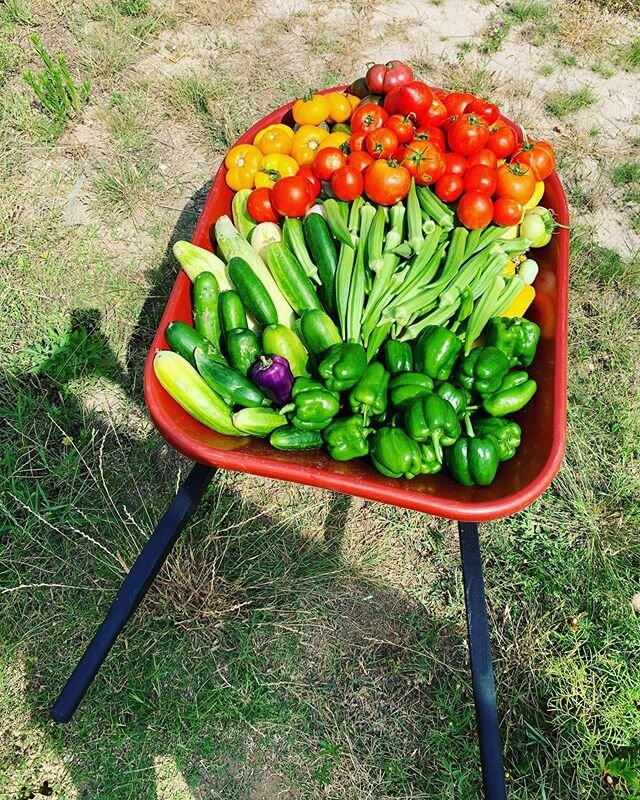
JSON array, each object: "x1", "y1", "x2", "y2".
[
  {"x1": 232, "y1": 189, "x2": 256, "y2": 241},
  {"x1": 282, "y1": 218, "x2": 320, "y2": 284},
  {"x1": 173, "y1": 240, "x2": 232, "y2": 291},
  {"x1": 193, "y1": 271, "x2": 221, "y2": 351},
  {"x1": 264, "y1": 242, "x2": 323, "y2": 315},
  {"x1": 303, "y1": 213, "x2": 338, "y2": 314},
  {"x1": 153, "y1": 350, "x2": 241, "y2": 436},
  {"x1": 165, "y1": 320, "x2": 225, "y2": 368},
  {"x1": 227, "y1": 256, "x2": 278, "y2": 328},
  {"x1": 299, "y1": 309, "x2": 342, "y2": 355},
  {"x1": 219, "y1": 290, "x2": 247, "y2": 335},
  {"x1": 194, "y1": 347, "x2": 269, "y2": 408}
]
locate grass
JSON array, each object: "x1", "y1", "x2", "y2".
[
  {"x1": 2, "y1": 1, "x2": 640, "y2": 798},
  {"x1": 618, "y1": 37, "x2": 640, "y2": 70},
  {"x1": 545, "y1": 86, "x2": 597, "y2": 117}
]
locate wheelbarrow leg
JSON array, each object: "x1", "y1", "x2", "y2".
[
  {"x1": 459, "y1": 521, "x2": 507, "y2": 800},
  {"x1": 51, "y1": 462, "x2": 215, "y2": 723}
]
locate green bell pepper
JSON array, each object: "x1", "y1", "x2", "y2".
[
  {"x1": 370, "y1": 427, "x2": 423, "y2": 479},
  {"x1": 419, "y1": 442, "x2": 442, "y2": 475},
  {"x1": 473, "y1": 417, "x2": 521, "y2": 461},
  {"x1": 349, "y1": 362, "x2": 389, "y2": 421},
  {"x1": 404, "y1": 393, "x2": 461, "y2": 462},
  {"x1": 456, "y1": 346, "x2": 511, "y2": 396},
  {"x1": 482, "y1": 371, "x2": 537, "y2": 417},
  {"x1": 389, "y1": 372, "x2": 434, "y2": 409},
  {"x1": 270, "y1": 426, "x2": 323, "y2": 450},
  {"x1": 414, "y1": 325, "x2": 463, "y2": 381},
  {"x1": 318, "y1": 342, "x2": 368, "y2": 392},
  {"x1": 435, "y1": 381, "x2": 471, "y2": 418},
  {"x1": 281, "y1": 377, "x2": 340, "y2": 431},
  {"x1": 486, "y1": 316, "x2": 540, "y2": 368},
  {"x1": 323, "y1": 414, "x2": 372, "y2": 461},
  {"x1": 445, "y1": 434, "x2": 499, "y2": 486},
  {"x1": 382, "y1": 339, "x2": 414, "y2": 375}
]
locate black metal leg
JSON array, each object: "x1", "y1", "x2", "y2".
[
  {"x1": 51, "y1": 462, "x2": 215, "y2": 723},
  {"x1": 459, "y1": 521, "x2": 507, "y2": 800}
]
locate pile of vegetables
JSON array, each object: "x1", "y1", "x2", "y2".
[{"x1": 154, "y1": 61, "x2": 561, "y2": 487}]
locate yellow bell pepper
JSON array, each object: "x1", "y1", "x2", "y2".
[
  {"x1": 292, "y1": 92, "x2": 331, "y2": 126},
  {"x1": 258, "y1": 127, "x2": 293, "y2": 155},
  {"x1": 252, "y1": 124, "x2": 294, "y2": 148},
  {"x1": 290, "y1": 125, "x2": 329, "y2": 166},
  {"x1": 254, "y1": 153, "x2": 299, "y2": 188},
  {"x1": 345, "y1": 93, "x2": 361, "y2": 112},
  {"x1": 502, "y1": 259, "x2": 516, "y2": 277},
  {"x1": 225, "y1": 144, "x2": 262, "y2": 191},
  {"x1": 325, "y1": 92, "x2": 352, "y2": 123},
  {"x1": 317, "y1": 131, "x2": 350, "y2": 152},
  {"x1": 501, "y1": 284, "x2": 536, "y2": 318},
  {"x1": 523, "y1": 181, "x2": 545, "y2": 211}
]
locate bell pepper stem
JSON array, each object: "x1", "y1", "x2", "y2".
[
  {"x1": 464, "y1": 413, "x2": 475, "y2": 438},
  {"x1": 279, "y1": 403, "x2": 295, "y2": 415},
  {"x1": 431, "y1": 430, "x2": 443, "y2": 464}
]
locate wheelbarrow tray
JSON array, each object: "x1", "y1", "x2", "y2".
[{"x1": 144, "y1": 89, "x2": 569, "y2": 522}]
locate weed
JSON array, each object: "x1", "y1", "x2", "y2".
[
  {"x1": 22, "y1": 34, "x2": 90, "y2": 123},
  {"x1": 0, "y1": 0, "x2": 31, "y2": 25},
  {"x1": 545, "y1": 86, "x2": 597, "y2": 116},
  {"x1": 93, "y1": 159, "x2": 162, "y2": 215},
  {"x1": 591, "y1": 60, "x2": 616, "y2": 77},
  {"x1": 555, "y1": 50, "x2": 577, "y2": 66},
  {"x1": 508, "y1": 0, "x2": 549, "y2": 22},
  {"x1": 618, "y1": 37, "x2": 640, "y2": 70},
  {"x1": 612, "y1": 160, "x2": 640, "y2": 203},
  {"x1": 539, "y1": 63, "x2": 555, "y2": 76},
  {"x1": 116, "y1": 0, "x2": 149, "y2": 15},
  {"x1": 478, "y1": 16, "x2": 510, "y2": 55}
]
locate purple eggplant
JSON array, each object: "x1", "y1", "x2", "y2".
[{"x1": 250, "y1": 355, "x2": 294, "y2": 405}]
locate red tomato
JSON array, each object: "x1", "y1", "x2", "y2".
[
  {"x1": 534, "y1": 140, "x2": 555, "y2": 160},
  {"x1": 442, "y1": 92, "x2": 475, "y2": 118},
  {"x1": 513, "y1": 140, "x2": 555, "y2": 180},
  {"x1": 466, "y1": 98, "x2": 499, "y2": 125},
  {"x1": 414, "y1": 125, "x2": 446, "y2": 152},
  {"x1": 495, "y1": 163, "x2": 536, "y2": 204},
  {"x1": 463, "y1": 164, "x2": 497, "y2": 195},
  {"x1": 447, "y1": 114, "x2": 490, "y2": 155},
  {"x1": 350, "y1": 132, "x2": 367, "y2": 152},
  {"x1": 418, "y1": 96, "x2": 448, "y2": 127},
  {"x1": 383, "y1": 86, "x2": 401, "y2": 115},
  {"x1": 444, "y1": 152, "x2": 468, "y2": 175},
  {"x1": 366, "y1": 60, "x2": 413, "y2": 94},
  {"x1": 401, "y1": 140, "x2": 445, "y2": 185},
  {"x1": 365, "y1": 64, "x2": 387, "y2": 94},
  {"x1": 391, "y1": 144, "x2": 407, "y2": 162},
  {"x1": 492, "y1": 196, "x2": 523, "y2": 227},
  {"x1": 296, "y1": 165, "x2": 321, "y2": 201},
  {"x1": 271, "y1": 176, "x2": 311, "y2": 218},
  {"x1": 396, "y1": 80, "x2": 433, "y2": 118},
  {"x1": 331, "y1": 165, "x2": 364, "y2": 201},
  {"x1": 351, "y1": 103, "x2": 388, "y2": 134},
  {"x1": 348, "y1": 150, "x2": 374, "y2": 172},
  {"x1": 365, "y1": 127, "x2": 398, "y2": 159},
  {"x1": 486, "y1": 123, "x2": 517, "y2": 159},
  {"x1": 363, "y1": 159, "x2": 411, "y2": 205},
  {"x1": 246, "y1": 187, "x2": 280, "y2": 223},
  {"x1": 456, "y1": 191, "x2": 493, "y2": 229},
  {"x1": 435, "y1": 173, "x2": 464, "y2": 203},
  {"x1": 313, "y1": 147, "x2": 347, "y2": 181},
  {"x1": 386, "y1": 114, "x2": 415, "y2": 144},
  {"x1": 466, "y1": 148, "x2": 498, "y2": 169}
]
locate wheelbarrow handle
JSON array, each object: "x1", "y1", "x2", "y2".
[
  {"x1": 459, "y1": 521, "x2": 507, "y2": 800},
  {"x1": 51, "y1": 462, "x2": 215, "y2": 723}
]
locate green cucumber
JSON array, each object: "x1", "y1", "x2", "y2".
[
  {"x1": 194, "y1": 347, "x2": 269, "y2": 408},
  {"x1": 231, "y1": 189, "x2": 256, "y2": 241},
  {"x1": 303, "y1": 213, "x2": 338, "y2": 314},
  {"x1": 153, "y1": 351, "x2": 240, "y2": 436},
  {"x1": 264, "y1": 242, "x2": 322, "y2": 315},
  {"x1": 225, "y1": 327, "x2": 261, "y2": 376},
  {"x1": 165, "y1": 320, "x2": 225, "y2": 368},
  {"x1": 269, "y1": 426, "x2": 323, "y2": 450},
  {"x1": 227, "y1": 256, "x2": 278, "y2": 328},
  {"x1": 193, "y1": 271, "x2": 221, "y2": 351},
  {"x1": 219, "y1": 290, "x2": 247, "y2": 335},
  {"x1": 233, "y1": 407, "x2": 287, "y2": 436},
  {"x1": 262, "y1": 324, "x2": 310, "y2": 378},
  {"x1": 299, "y1": 309, "x2": 342, "y2": 355}
]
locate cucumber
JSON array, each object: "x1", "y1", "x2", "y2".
[
  {"x1": 227, "y1": 256, "x2": 278, "y2": 328},
  {"x1": 232, "y1": 407, "x2": 287, "y2": 437},
  {"x1": 225, "y1": 327, "x2": 261, "y2": 376},
  {"x1": 194, "y1": 347, "x2": 269, "y2": 408},
  {"x1": 173, "y1": 240, "x2": 232, "y2": 291},
  {"x1": 193, "y1": 271, "x2": 221, "y2": 351},
  {"x1": 165, "y1": 320, "x2": 225, "y2": 368},
  {"x1": 269, "y1": 426, "x2": 323, "y2": 450},
  {"x1": 219, "y1": 290, "x2": 247, "y2": 335},
  {"x1": 299, "y1": 309, "x2": 342, "y2": 355},
  {"x1": 264, "y1": 242, "x2": 323, "y2": 315},
  {"x1": 231, "y1": 189, "x2": 256, "y2": 241},
  {"x1": 153, "y1": 351, "x2": 240, "y2": 436},
  {"x1": 303, "y1": 213, "x2": 338, "y2": 315}
]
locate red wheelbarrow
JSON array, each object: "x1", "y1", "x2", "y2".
[{"x1": 51, "y1": 91, "x2": 569, "y2": 800}]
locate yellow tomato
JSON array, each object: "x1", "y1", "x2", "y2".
[
  {"x1": 290, "y1": 125, "x2": 329, "y2": 166},
  {"x1": 345, "y1": 93, "x2": 361, "y2": 111},
  {"x1": 252, "y1": 123, "x2": 294, "y2": 148},
  {"x1": 325, "y1": 92, "x2": 352, "y2": 123},
  {"x1": 259, "y1": 128, "x2": 293, "y2": 155},
  {"x1": 317, "y1": 131, "x2": 350, "y2": 152},
  {"x1": 225, "y1": 144, "x2": 261, "y2": 171},
  {"x1": 523, "y1": 181, "x2": 545, "y2": 211},
  {"x1": 254, "y1": 153, "x2": 299, "y2": 188},
  {"x1": 292, "y1": 92, "x2": 330, "y2": 126},
  {"x1": 226, "y1": 165, "x2": 256, "y2": 191}
]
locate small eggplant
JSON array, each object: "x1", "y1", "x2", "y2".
[{"x1": 250, "y1": 355, "x2": 294, "y2": 405}]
